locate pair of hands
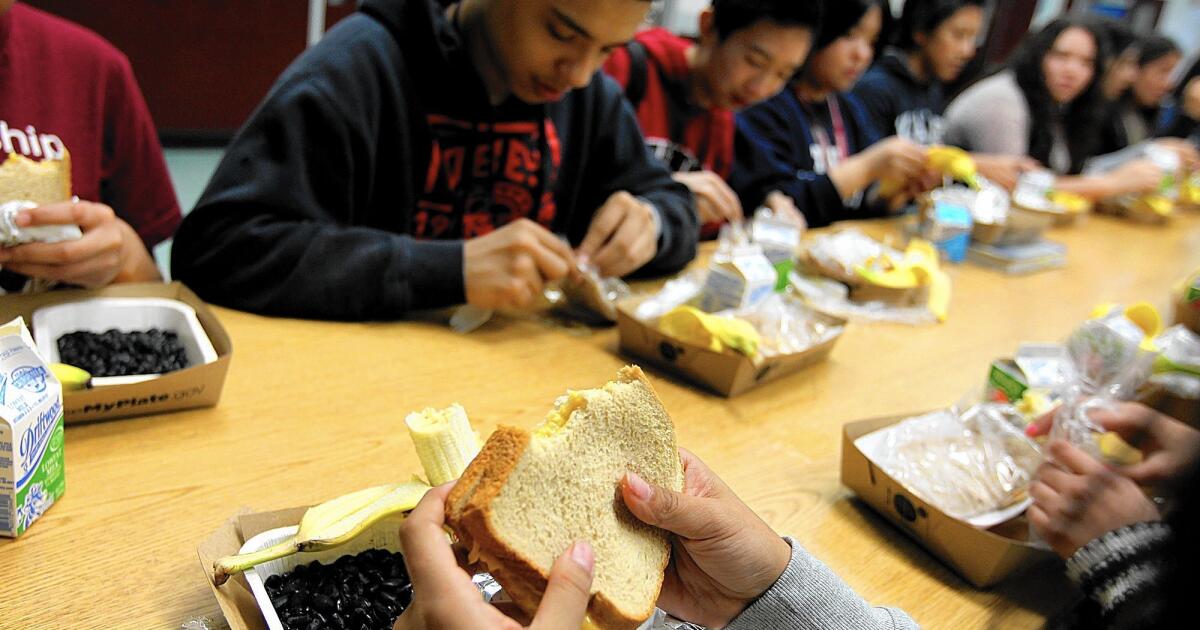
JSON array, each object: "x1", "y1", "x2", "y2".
[
  {"x1": 1025, "y1": 403, "x2": 1200, "y2": 559},
  {"x1": 0, "y1": 201, "x2": 160, "y2": 288},
  {"x1": 676, "y1": 171, "x2": 807, "y2": 230},
  {"x1": 393, "y1": 449, "x2": 790, "y2": 629},
  {"x1": 464, "y1": 191, "x2": 656, "y2": 310}
]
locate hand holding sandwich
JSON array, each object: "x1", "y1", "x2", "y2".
[
  {"x1": 395, "y1": 483, "x2": 595, "y2": 630},
  {"x1": 0, "y1": 201, "x2": 161, "y2": 287},
  {"x1": 621, "y1": 448, "x2": 791, "y2": 628}
]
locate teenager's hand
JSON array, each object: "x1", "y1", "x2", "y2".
[
  {"x1": 578, "y1": 191, "x2": 658, "y2": 278},
  {"x1": 463, "y1": 219, "x2": 576, "y2": 310},
  {"x1": 674, "y1": 171, "x2": 743, "y2": 225}
]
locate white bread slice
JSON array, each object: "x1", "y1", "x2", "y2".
[
  {"x1": 0, "y1": 151, "x2": 72, "y2": 205},
  {"x1": 446, "y1": 366, "x2": 683, "y2": 630}
]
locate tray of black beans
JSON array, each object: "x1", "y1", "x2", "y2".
[
  {"x1": 57, "y1": 329, "x2": 189, "y2": 377},
  {"x1": 265, "y1": 549, "x2": 413, "y2": 630}
]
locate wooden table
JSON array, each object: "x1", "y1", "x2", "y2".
[{"x1": 3, "y1": 214, "x2": 1198, "y2": 629}]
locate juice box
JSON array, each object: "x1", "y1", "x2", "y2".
[{"x1": 0, "y1": 317, "x2": 65, "y2": 537}]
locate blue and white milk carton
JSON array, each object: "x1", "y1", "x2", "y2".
[{"x1": 0, "y1": 317, "x2": 65, "y2": 538}]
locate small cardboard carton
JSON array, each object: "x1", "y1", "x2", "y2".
[
  {"x1": 616, "y1": 298, "x2": 845, "y2": 397},
  {"x1": 841, "y1": 415, "x2": 1056, "y2": 588},
  {"x1": 198, "y1": 507, "x2": 308, "y2": 630},
  {"x1": 0, "y1": 282, "x2": 232, "y2": 424},
  {"x1": 0, "y1": 317, "x2": 65, "y2": 538}
]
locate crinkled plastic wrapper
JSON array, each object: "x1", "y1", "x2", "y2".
[
  {"x1": 450, "y1": 262, "x2": 631, "y2": 333},
  {"x1": 1150, "y1": 324, "x2": 1200, "y2": 398},
  {"x1": 789, "y1": 272, "x2": 937, "y2": 325},
  {"x1": 0, "y1": 199, "x2": 83, "y2": 247},
  {"x1": 732, "y1": 293, "x2": 841, "y2": 357},
  {"x1": 857, "y1": 405, "x2": 1042, "y2": 527},
  {"x1": 632, "y1": 271, "x2": 840, "y2": 359},
  {"x1": 1048, "y1": 310, "x2": 1158, "y2": 460},
  {"x1": 804, "y1": 228, "x2": 901, "y2": 283}
]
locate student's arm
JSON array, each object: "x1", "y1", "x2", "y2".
[
  {"x1": 732, "y1": 105, "x2": 845, "y2": 228},
  {"x1": 578, "y1": 79, "x2": 698, "y2": 278},
  {"x1": 1053, "y1": 159, "x2": 1165, "y2": 201},
  {"x1": 171, "y1": 74, "x2": 461, "y2": 320}
]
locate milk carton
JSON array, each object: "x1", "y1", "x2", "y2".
[{"x1": 0, "y1": 317, "x2": 65, "y2": 538}]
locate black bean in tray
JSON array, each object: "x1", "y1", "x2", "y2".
[
  {"x1": 56, "y1": 328, "x2": 189, "y2": 377},
  {"x1": 266, "y1": 549, "x2": 413, "y2": 630}
]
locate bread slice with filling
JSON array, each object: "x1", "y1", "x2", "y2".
[
  {"x1": 0, "y1": 151, "x2": 72, "y2": 205},
  {"x1": 446, "y1": 366, "x2": 682, "y2": 630}
]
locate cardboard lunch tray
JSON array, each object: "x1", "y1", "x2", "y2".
[
  {"x1": 615, "y1": 298, "x2": 845, "y2": 397},
  {"x1": 0, "y1": 282, "x2": 232, "y2": 424},
  {"x1": 198, "y1": 507, "x2": 308, "y2": 630},
  {"x1": 841, "y1": 414, "x2": 1056, "y2": 588}
]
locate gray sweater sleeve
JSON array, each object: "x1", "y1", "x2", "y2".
[{"x1": 724, "y1": 538, "x2": 919, "y2": 630}]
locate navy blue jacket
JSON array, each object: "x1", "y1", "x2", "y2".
[
  {"x1": 172, "y1": 0, "x2": 696, "y2": 320},
  {"x1": 852, "y1": 51, "x2": 946, "y2": 144},
  {"x1": 732, "y1": 87, "x2": 885, "y2": 228}
]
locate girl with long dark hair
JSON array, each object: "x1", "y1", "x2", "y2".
[
  {"x1": 943, "y1": 17, "x2": 1165, "y2": 200},
  {"x1": 1100, "y1": 34, "x2": 1183, "y2": 153},
  {"x1": 732, "y1": 0, "x2": 931, "y2": 227}
]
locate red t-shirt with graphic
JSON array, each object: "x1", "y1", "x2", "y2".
[
  {"x1": 0, "y1": 3, "x2": 180, "y2": 248},
  {"x1": 603, "y1": 27, "x2": 736, "y2": 180}
]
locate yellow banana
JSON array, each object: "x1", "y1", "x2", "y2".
[
  {"x1": 658, "y1": 306, "x2": 761, "y2": 358},
  {"x1": 855, "y1": 239, "x2": 950, "y2": 321},
  {"x1": 927, "y1": 146, "x2": 980, "y2": 189},
  {"x1": 295, "y1": 482, "x2": 431, "y2": 551},
  {"x1": 211, "y1": 482, "x2": 429, "y2": 585},
  {"x1": 406, "y1": 404, "x2": 481, "y2": 486},
  {"x1": 50, "y1": 362, "x2": 92, "y2": 391}
]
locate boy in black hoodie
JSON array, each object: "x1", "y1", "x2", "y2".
[{"x1": 171, "y1": 0, "x2": 697, "y2": 320}]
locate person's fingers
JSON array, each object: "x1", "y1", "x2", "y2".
[
  {"x1": 578, "y1": 196, "x2": 627, "y2": 258},
  {"x1": 1025, "y1": 408, "x2": 1059, "y2": 438},
  {"x1": 1116, "y1": 458, "x2": 1173, "y2": 485},
  {"x1": 15, "y1": 201, "x2": 109, "y2": 229},
  {"x1": 1029, "y1": 480, "x2": 1062, "y2": 513},
  {"x1": 1088, "y1": 403, "x2": 1155, "y2": 443},
  {"x1": 621, "y1": 471, "x2": 726, "y2": 539},
  {"x1": 529, "y1": 541, "x2": 595, "y2": 630},
  {"x1": 524, "y1": 240, "x2": 572, "y2": 283},
  {"x1": 2, "y1": 254, "x2": 118, "y2": 286},
  {"x1": 708, "y1": 175, "x2": 743, "y2": 223},
  {"x1": 0, "y1": 228, "x2": 116, "y2": 267},
  {"x1": 592, "y1": 208, "x2": 651, "y2": 278},
  {"x1": 398, "y1": 484, "x2": 472, "y2": 596},
  {"x1": 526, "y1": 223, "x2": 577, "y2": 276},
  {"x1": 1048, "y1": 440, "x2": 1106, "y2": 476},
  {"x1": 1034, "y1": 461, "x2": 1072, "y2": 492}
]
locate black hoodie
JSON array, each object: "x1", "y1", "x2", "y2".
[
  {"x1": 852, "y1": 50, "x2": 946, "y2": 144},
  {"x1": 171, "y1": 0, "x2": 696, "y2": 320}
]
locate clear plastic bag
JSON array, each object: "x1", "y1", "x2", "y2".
[
  {"x1": 804, "y1": 228, "x2": 901, "y2": 283},
  {"x1": 633, "y1": 269, "x2": 707, "y2": 322},
  {"x1": 861, "y1": 404, "x2": 1042, "y2": 526},
  {"x1": 730, "y1": 293, "x2": 842, "y2": 357},
  {"x1": 789, "y1": 272, "x2": 937, "y2": 325}
]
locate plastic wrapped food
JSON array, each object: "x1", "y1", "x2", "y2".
[
  {"x1": 732, "y1": 293, "x2": 841, "y2": 357},
  {"x1": 804, "y1": 228, "x2": 901, "y2": 284},
  {"x1": 789, "y1": 272, "x2": 938, "y2": 325},
  {"x1": 857, "y1": 405, "x2": 1042, "y2": 526},
  {"x1": 558, "y1": 260, "x2": 631, "y2": 323},
  {"x1": 0, "y1": 199, "x2": 83, "y2": 247}
]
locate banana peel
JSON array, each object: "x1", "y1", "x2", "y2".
[
  {"x1": 1090, "y1": 302, "x2": 1162, "y2": 352},
  {"x1": 1046, "y1": 190, "x2": 1092, "y2": 214},
  {"x1": 211, "y1": 481, "x2": 431, "y2": 585},
  {"x1": 927, "y1": 146, "x2": 980, "y2": 189},
  {"x1": 880, "y1": 146, "x2": 981, "y2": 199},
  {"x1": 658, "y1": 306, "x2": 761, "y2": 359},
  {"x1": 854, "y1": 239, "x2": 950, "y2": 321},
  {"x1": 50, "y1": 362, "x2": 92, "y2": 391}
]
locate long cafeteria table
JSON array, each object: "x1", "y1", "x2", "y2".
[{"x1": 2, "y1": 212, "x2": 1199, "y2": 629}]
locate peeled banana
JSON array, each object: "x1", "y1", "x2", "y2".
[
  {"x1": 406, "y1": 404, "x2": 481, "y2": 486},
  {"x1": 211, "y1": 481, "x2": 430, "y2": 585}
]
